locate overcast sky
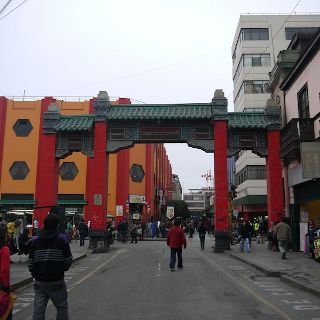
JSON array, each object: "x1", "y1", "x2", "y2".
[{"x1": 1, "y1": 0, "x2": 320, "y2": 193}]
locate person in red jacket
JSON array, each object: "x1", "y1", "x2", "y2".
[
  {"x1": 167, "y1": 219, "x2": 186, "y2": 271},
  {"x1": 0, "y1": 220, "x2": 11, "y2": 319}
]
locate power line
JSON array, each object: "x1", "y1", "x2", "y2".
[
  {"x1": 0, "y1": 0, "x2": 29, "y2": 22},
  {"x1": 0, "y1": 0, "x2": 13, "y2": 15},
  {"x1": 227, "y1": 0, "x2": 303, "y2": 101}
]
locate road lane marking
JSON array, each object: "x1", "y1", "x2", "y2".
[
  {"x1": 195, "y1": 249, "x2": 292, "y2": 320},
  {"x1": 69, "y1": 249, "x2": 126, "y2": 291}
]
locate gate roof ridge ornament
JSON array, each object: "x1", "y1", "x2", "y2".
[
  {"x1": 94, "y1": 90, "x2": 111, "y2": 122},
  {"x1": 212, "y1": 89, "x2": 228, "y2": 120}
]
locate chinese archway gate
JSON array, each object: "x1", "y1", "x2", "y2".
[{"x1": 36, "y1": 89, "x2": 283, "y2": 252}]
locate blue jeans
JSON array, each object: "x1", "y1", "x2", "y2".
[
  {"x1": 239, "y1": 238, "x2": 250, "y2": 253},
  {"x1": 170, "y1": 248, "x2": 183, "y2": 269},
  {"x1": 33, "y1": 280, "x2": 69, "y2": 320}
]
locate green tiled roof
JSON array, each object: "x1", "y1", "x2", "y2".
[
  {"x1": 55, "y1": 116, "x2": 94, "y2": 132},
  {"x1": 57, "y1": 200, "x2": 87, "y2": 205},
  {"x1": 0, "y1": 199, "x2": 36, "y2": 205},
  {"x1": 228, "y1": 113, "x2": 270, "y2": 129},
  {"x1": 107, "y1": 104, "x2": 213, "y2": 120}
]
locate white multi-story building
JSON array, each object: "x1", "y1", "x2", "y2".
[
  {"x1": 183, "y1": 188, "x2": 214, "y2": 221},
  {"x1": 231, "y1": 14, "x2": 320, "y2": 219}
]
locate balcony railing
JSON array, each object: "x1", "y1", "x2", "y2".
[{"x1": 280, "y1": 118, "x2": 315, "y2": 160}]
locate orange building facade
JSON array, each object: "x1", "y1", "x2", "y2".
[{"x1": 0, "y1": 96, "x2": 173, "y2": 225}]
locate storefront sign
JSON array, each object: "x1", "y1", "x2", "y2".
[
  {"x1": 139, "y1": 127, "x2": 180, "y2": 141},
  {"x1": 116, "y1": 205, "x2": 123, "y2": 216},
  {"x1": 129, "y1": 194, "x2": 145, "y2": 204},
  {"x1": 166, "y1": 206, "x2": 174, "y2": 219},
  {"x1": 301, "y1": 142, "x2": 320, "y2": 178},
  {"x1": 94, "y1": 194, "x2": 102, "y2": 205}
]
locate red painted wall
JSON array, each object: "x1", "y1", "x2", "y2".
[
  {"x1": 0, "y1": 97, "x2": 8, "y2": 187},
  {"x1": 145, "y1": 144, "x2": 152, "y2": 221},
  {"x1": 34, "y1": 97, "x2": 59, "y2": 227},
  {"x1": 267, "y1": 130, "x2": 284, "y2": 226}
]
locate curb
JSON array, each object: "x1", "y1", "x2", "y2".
[
  {"x1": 280, "y1": 275, "x2": 320, "y2": 298},
  {"x1": 229, "y1": 252, "x2": 280, "y2": 277},
  {"x1": 229, "y1": 252, "x2": 320, "y2": 297},
  {"x1": 11, "y1": 253, "x2": 87, "y2": 291}
]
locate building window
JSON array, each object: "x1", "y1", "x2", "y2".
[
  {"x1": 129, "y1": 164, "x2": 145, "y2": 182},
  {"x1": 297, "y1": 85, "x2": 310, "y2": 118},
  {"x1": 9, "y1": 161, "x2": 30, "y2": 180},
  {"x1": 12, "y1": 119, "x2": 33, "y2": 137},
  {"x1": 285, "y1": 27, "x2": 319, "y2": 40},
  {"x1": 59, "y1": 162, "x2": 79, "y2": 180},
  {"x1": 244, "y1": 80, "x2": 269, "y2": 94},
  {"x1": 236, "y1": 165, "x2": 266, "y2": 185},
  {"x1": 234, "y1": 54, "x2": 270, "y2": 81},
  {"x1": 241, "y1": 28, "x2": 269, "y2": 41}
]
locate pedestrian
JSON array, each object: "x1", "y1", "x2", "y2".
[
  {"x1": 0, "y1": 220, "x2": 13, "y2": 320},
  {"x1": 273, "y1": 217, "x2": 291, "y2": 259},
  {"x1": 307, "y1": 220, "x2": 317, "y2": 260},
  {"x1": 188, "y1": 219, "x2": 194, "y2": 238},
  {"x1": 130, "y1": 221, "x2": 138, "y2": 243},
  {"x1": 28, "y1": 213, "x2": 72, "y2": 320},
  {"x1": 78, "y1": 218, "x2": 88, "y2": 247},
  {"x1": 239, "y1": 220, "x2": 252, "y2": 253},
  {"x1": 65, "y1": 220, "x2": 72, "y2": 243},
  {"x1": 167, "y1": 219, "x2": 187, "y2": 271},
  {"x1": 33, "y1": 218, "x2": 39, "y2": 236},
  {"x1": 198, "y1": 222, "x2": 206, "y2": 250}
]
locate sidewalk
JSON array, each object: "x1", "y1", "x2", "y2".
[
  {"x1": 229, "y1": 240, "x2": 320, "y2": 297},
  {"x1": 10, "y1": 242, "x2": 88, "y2": 290}
]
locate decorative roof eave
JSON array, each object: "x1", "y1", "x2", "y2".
[
  {"x1": 106, "y1": 103, "x2": 215, "y2": 121},
  {"x1": 228, "y1": 113, "x2": 270, "y2": 129},
  {"x1": 55, "y1": 115, "x2": 95, "y2": 132}
]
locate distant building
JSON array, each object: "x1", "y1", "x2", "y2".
[
  {"x1": 171, "y1": 174, "x2": 182, "y2": 200},
  {"x1": 231, "y1": 14, "x2": 320, "y2": 220},
  {"x1": 183, "y1": 188, "x2": 214, "y2": 221}
]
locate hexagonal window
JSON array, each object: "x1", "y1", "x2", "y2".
[
  {"x1": 130, "y1": 164, "x2": 145, "y2": 182},
  {"x1": 13, "y1": 119, "x2": 33, "y2": 137},
  {"x1": 9, "y1": 161, "x2": 30, "y2": 180},
  {"x1": 59, "y1": 162, "x2": 79, "y2": 181}
]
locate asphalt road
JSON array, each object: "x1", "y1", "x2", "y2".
[{"x1": 12, "y1": 236, "x2": 320, "y2": 320}]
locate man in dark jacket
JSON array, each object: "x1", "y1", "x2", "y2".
[
  {"x1": 167, "y1": 219, "x2": 186, "y2": 271},
  {"x1": 78, "y1": 218, "x2": 88, "y2": 247},
  {"x1": 28, "y1": 214, "x2": 72, "y2": 320}
]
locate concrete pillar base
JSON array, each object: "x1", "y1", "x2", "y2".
[
  {"x1": 88, "y1": 230, "x2": 112, "y2": 253},
  {"x1": 214, "y1": 231, "x2": 231, "y2": 253}
]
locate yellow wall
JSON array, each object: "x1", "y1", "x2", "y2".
[
  {"x1": 107, "y1": 154, "x2": 117, "y2": 215},
  {"x1": 0, "y1": 100, "x2": 42, "y2": 194},
  {"x1": 58, "y1": 101, "x2": 90, "y2": 195},
  {"x1": 129, "y1": 144, "x2": 146, "y2": 196}
]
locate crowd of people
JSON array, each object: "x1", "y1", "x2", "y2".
[{"x1": 234, "y1": 216, "x2": 320, "y2": 261}]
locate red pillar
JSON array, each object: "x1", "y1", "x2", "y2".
[
  {"x1": 0, "y1": 97, "x2": 8, "y2": 186},
  {"x1": 213, "y1": 120, "x2": 230, "y2": 251},
  {"x1": 34, "y1": 97, "x2": 59, "y2": 228},
  {"x1": 266, "y1": 130, "x2": 284, "y2": 226},
  {"x1": 116, "y1": 149, "x2": 130, "y2": 223},
  {"x1": 85, "y1": 121, "x2": 108, "y2": 231},
  {"x1": 145, "y1": 144, "x2": 152, "y2": 222}
]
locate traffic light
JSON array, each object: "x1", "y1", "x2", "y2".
[{"x1": 231, "y1": 185, "x2": 237, "y2": 199}]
